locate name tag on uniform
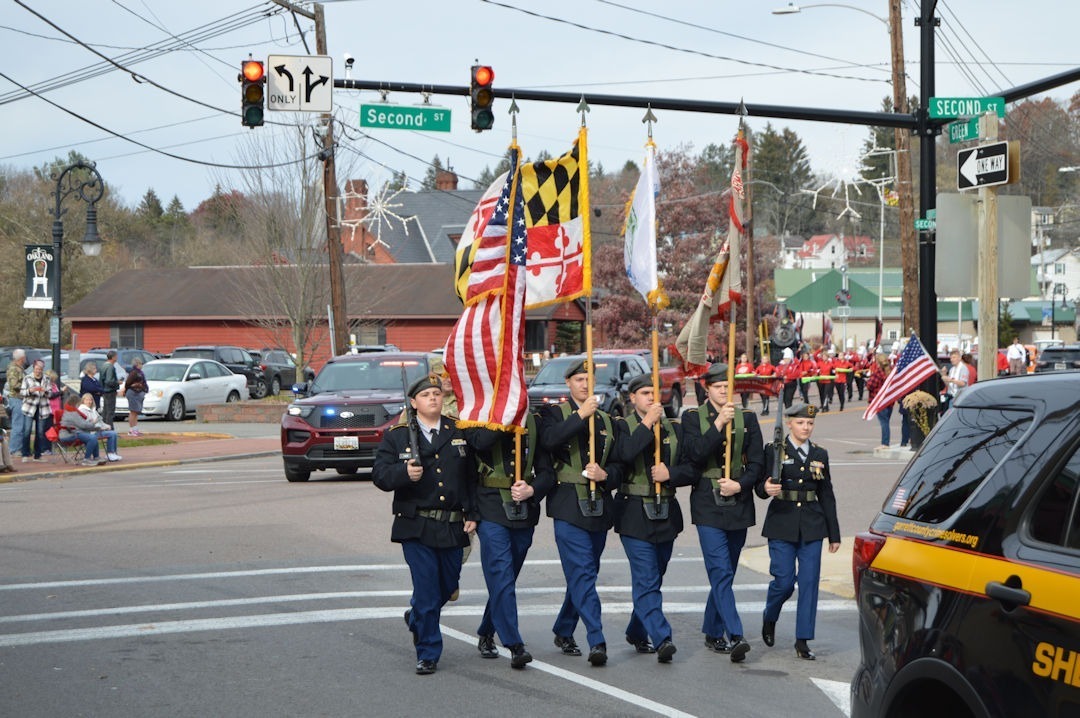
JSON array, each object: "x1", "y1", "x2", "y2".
[{"x1": 782, "y1": 458, "x2": 794, "y2": 465}]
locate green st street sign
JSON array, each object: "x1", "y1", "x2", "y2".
[
  {"x1": 360, "y1": 103, "x2": 451, "y2": 132},
  {"x1": 947, "y1": 117, "x2": 981, "y2": 144},
  {"x1": 929, "y1": 96, "x2": 1005, "y2": 120}
]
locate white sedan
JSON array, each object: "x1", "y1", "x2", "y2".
[{"x1": 116, "y1": 358, "x2": 249, "y2": 421}]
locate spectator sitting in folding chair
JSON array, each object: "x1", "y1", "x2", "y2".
[
  {"x1": 77, "y1": 393, "x2": 121, "y2": 463},
  {"x1": 56, "y1": 394, "x2": 118, "y2": 467}
]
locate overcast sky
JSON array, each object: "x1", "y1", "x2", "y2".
[{"x1": 2, "y1": 0, "x2": 1078, "y2": 213}]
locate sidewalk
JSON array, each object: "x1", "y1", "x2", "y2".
[{"x1": 0, "y1": 421, "x2": 280, "y2": 483}]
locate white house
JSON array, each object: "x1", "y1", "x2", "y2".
[
  {"x1": 782, "y1": 233, "x2": 875, "y2": 270},
  {"x1": 1031, "y1": 247, "x2": 1080, "y2": 302}
]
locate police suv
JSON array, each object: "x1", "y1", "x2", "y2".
[{"x1": 851, "y1": 371, "x2": 1080, "y2": 718}]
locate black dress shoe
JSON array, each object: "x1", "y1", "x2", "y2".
[
  {"x1": 587, "y1": 643, "x2": 608, "y2": 666},
  {"x1": 795, "y1": 639, "x2": 816, "y2": 661},
  {"x1": 477, "y1": 634, "x2": 498, "y2": 659},
  {"x1": 704, "y1": 635, "x2": 730, "y2": 653},
  {"x1": 404, "y1": 610, "x2": 417, "y2": 645},
  {"x1": 509, "y1": 643, "x2": 533, "y2": 669},
  {"x1": 729, "y1": 636, "x2": 750, "y2": 663},
  {"x1": 656, "y1": 638, "x2": 676, "y2": 663},
  {"x1": 415, "y1": 659, "x2": 437, "y2": 675},
  {"x1": 762, "y1": 620, "x2": 776, "y2": 647},
  {"x1": 553, "y1": 635, "x2": 581, "y2": 656},
  {"x1": 625, "y1": 635, "x2": 656, "y2": 654}
]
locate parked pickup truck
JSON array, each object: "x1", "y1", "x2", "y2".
[{"x1": 594, "y1": 348, "x2": 687, "y2": 418}]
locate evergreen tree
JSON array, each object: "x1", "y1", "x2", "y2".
[
  {"x1": 752, "y1": 123, "x2": 815, "y2": 236},
  {"x1": 139, "y1": 188, "x2": 164, "y2": 219}
]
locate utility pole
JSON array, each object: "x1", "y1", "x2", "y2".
[
  {"x1": 889, "y1": 0, "x2": 918, "y2": 336},
  {"x1": 314, "y1": 3, "x2": 348, "y2": 356},
  {"x1": 272, "y1": 0, "x2": 348, "y2": 357}
]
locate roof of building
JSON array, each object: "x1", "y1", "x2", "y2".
[
  {"x1": 797, "y1": 233, "x2": 874, "y2": 259},
  {"x1": 774, "y1": 267, "x2": 903, "y2": 300},
  {"x1": 362, "y1": 188, "x2": 484, "y2": 264}
]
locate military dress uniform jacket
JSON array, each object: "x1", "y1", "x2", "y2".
[
  {"x1": 372, "y1": 418, "x2": 478, "y2": 550},
  {"x1": 538, "y1": 399, "x2": 621, "y2": 532},
  {"x1": 610, "y1": 413, "x2": 695, "y2": 544},
  {"x1": 679, "y1": 404, "x2": 765, "y2": 530},
  {"x1": 465, "y1": 424, "x2": 554, "y2": 529},
  {"x1": 756, "y1": 439, "x2": 840, "y2": 544}
]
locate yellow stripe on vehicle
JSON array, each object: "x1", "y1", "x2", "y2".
[{"x1": 872, "y1": 536, "x2": 1080, "y2": 623}]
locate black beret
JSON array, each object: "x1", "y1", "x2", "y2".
[
  {"x1": 564, "y1": 358, "x2": 590, "y2": 379},
  {"x1": 785, "y1": 402, "x2": 817, "y2": 419},
  {"x1": 627, "y1": 373, "x2": 652, "y2": 393},
  {"x1": 702, "y1": 363, "x2": 729, "y2": 384},
  {"x1": 407, "y1": 373, "x2": 442, "y2": 398}
]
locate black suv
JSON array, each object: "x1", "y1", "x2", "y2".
[
  {"x1": 171, "y1": 345, "x2": 268, "y2": 399},
  {"x1": 250, "y1": 348, "x2": 297, "y2": 396},
  {"x1": 1033, "y1": 344, "x2": 1080, "y2": 372},
  {"x1": 852, "y1": 371, "x2": 1080, "y2": 718}
]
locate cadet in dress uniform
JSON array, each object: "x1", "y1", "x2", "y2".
[
  {"x1": 539, "y1": 358, "x2": 622, "y2": 667},
  {"x1": 611, "y1": 373, "x2": 695, "y2": 663},
  {"x1": 680, "y1": 362, "x2": 765, "y2": 663},
  {"x1": 466, "y1": 412, "x2": 554, "y2": 670},
  {"x1": 372, "y1": 374, "x2": 477, "y2": 675},
  {"x1": 756, "y1": 403, "x2": 840, "y2": 661}
]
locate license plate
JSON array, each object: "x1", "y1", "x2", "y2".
[
  {"x1": 333, "y1": 436, "x2": 359, "y2": 450},
  {"x1": 1055, "y1": 362, "x2": 1067, "y2": 371}
]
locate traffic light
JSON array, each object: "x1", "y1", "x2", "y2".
[
  {"x1": 240, "y1": 59, "x2": 265, "y2": 128},
  {"x1": 470, "y1": 64, "x2": 494, "y2": 131}
]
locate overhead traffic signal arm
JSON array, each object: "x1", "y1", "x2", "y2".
[{"x1": 240, "y1": 59, "x2": 265, "y2": 128}]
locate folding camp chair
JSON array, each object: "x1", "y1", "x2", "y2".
[{"x1": 47, "y1": 408, "x2": 85, "y2": 464}]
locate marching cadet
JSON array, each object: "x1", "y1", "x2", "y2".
[
  {"x1": 466, "y1": 412, "x2": 554, "y2": 670},
  {"x1": 372, "y1": 373, "x2": 477, "y2": 676},
  {"x1": 539, "y1": 358, "x2": 622, "y2": 667},
  {"x1": 611, "y1": 373, "x2": 695, "y2": 663},
  {"x1": 756, "y1": 403, "x2": 841, "y2": 661},
  {"x1": 680, "y1": 362, "x2": 765, "y2": 663}
]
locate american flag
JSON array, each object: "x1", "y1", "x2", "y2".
[
  {"x1": 863, "y1": 335, "x2": 938, "y2": 420},
  {"x1": 445, "y1": 149, "x2": 529, "y2": 432}
]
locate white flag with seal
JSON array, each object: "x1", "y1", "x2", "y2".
[{"x1": 623, "y1": 141, "x2": 668, "y2": 312}]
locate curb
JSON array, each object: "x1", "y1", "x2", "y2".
[{"x1": 0, "y1": 450, "x2": 281, "y2": 483}]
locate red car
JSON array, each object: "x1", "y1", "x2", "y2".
[{"x1": 280, "y1": 351, "x2": 438, "y2": 482}]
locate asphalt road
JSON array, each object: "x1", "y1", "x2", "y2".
[{"x1": 0, "y1": 403, "x2": 912, "y2": 717}]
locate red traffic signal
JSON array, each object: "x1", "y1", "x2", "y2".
[
  {"x1": 240, "y1": 59, "x2": 265, "y2": 128},
  {"x1": 470, "y1": 64, "x2": 495, "y2": 132}
]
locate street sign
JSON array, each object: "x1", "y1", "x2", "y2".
[
  {"x1": 957, "y1": 141, "x2": 1009, "y2": 190},
  {"x1": 360, "y1": 103, "x2": 452, "y2": 132},
  {"x1": 947, "y1": 117, "x2": 980, "y2": 144},
  {"x1": 929, "y1": 96, "x2": 1005, "y2": 120},
  {"x1": 914, "y1": 218, "x2": 936, "y2": 231},
  {"x1": 267, "y1": 55, "x2": 332, "y2": 112},
  {"x1": 926, "y1": 208, "x2": 936, "y2": 220}
]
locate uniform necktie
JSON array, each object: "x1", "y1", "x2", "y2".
[{"x1": 798, "y1": 446, "x2": 808, "y2": 462}]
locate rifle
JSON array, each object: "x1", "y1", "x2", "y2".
[
  {"x1": 398, "y1": 364, "x2": 421, "y2": 464},
  {"x1": 770, "y1": 420, "x2": 784, "y2": 485}
]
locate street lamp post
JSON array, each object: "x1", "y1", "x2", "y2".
[
  {"x1": 50, "y1": 161, "x2": 104, "y2": 375},
  {"x1": 1051, "y1": 283, "x2": 1068, "y2": 340}
]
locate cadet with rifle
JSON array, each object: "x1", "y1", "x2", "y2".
[
  {"x1": 372, "y1": 372, "x2": 477, "y2": 676},
  {"x1": 755, "y1": 403, "x2": 841, "y2": 661},
  {"x1": 680, "y1": 362, "x2": 764, "y2": 663}
]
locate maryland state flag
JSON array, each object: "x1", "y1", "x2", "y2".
[{"x1": 519, "y1": 128, "x2": 591, "y2": 308}]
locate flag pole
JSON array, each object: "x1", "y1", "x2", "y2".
[
  {"x1": 724, "y1": 123, "x2": 746, "y2": 484},
  {"x1": 651, "y1": 315, "x2": 662, "y2": 494}
]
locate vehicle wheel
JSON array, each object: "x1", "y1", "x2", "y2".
[
  {"x1": 284, "y1": 463, "x2": 311, "y2": 482},
  {"x1": 251, "y1": 379, "x2": 268, "y2": 400},
  {"x1": 270, "y1": 376, "x2": 281, "y2": 396},
  {"x1": 335, "y1": 466, "x2": 359, "y2": 475},
  {"x1": 166, "y1": 395, "x2": 186, "y2": 421},
  {"x1": 666, "y1": 386, "x2": 683, "y2": 419},
  {"x1": 226, "y1": 391, "x2": 241, "y2": 403}
]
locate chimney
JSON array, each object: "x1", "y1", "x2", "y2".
[
  {"x1": 435, "y1": 170, "x2": 458, "y2": 191},
  {"x1": 343, "y1": 179, "x2": 368, "y2": 221}
]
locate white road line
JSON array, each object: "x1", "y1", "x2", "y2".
[
  {"x1": 811, "y1": 678, "x2": 851, "y2": 717},
  {"x1": 0, "y1": 601, "x2": 854, "y2": 648},
  {"x1": 441, "y1": 624, "x2": 698, "y2": 718}
]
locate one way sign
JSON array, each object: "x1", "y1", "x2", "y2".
[{"x1": 957, "y1": 141, "x2": 1011, "y2": 191}]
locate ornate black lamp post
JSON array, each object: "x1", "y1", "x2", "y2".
[{"x1": 51, "y1": 161, "x2": 104, "y2": 374}]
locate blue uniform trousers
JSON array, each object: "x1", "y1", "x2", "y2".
[
  {"x1": 764, "y1": 538, "x2": 823, "y2": 640},
  {"x1": 476, "y1": 520, "x2": 534, "y2": 646},
  {"x1": 551, "y1": 519, "x2": 607, "y2": 649},
  {"x1": 402, "y1": 540, "x2": 464, "y2": 663},
  {"x1": 697, "y1": 525, "x2": 747, "y2": 639},
  {"x1": 620, "y1": 535, "x2": 673, "y2": 645}
]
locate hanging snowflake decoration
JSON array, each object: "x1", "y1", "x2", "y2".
[{"x1": 359, "y1": 183, "x2": 412, "y2": 241}]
